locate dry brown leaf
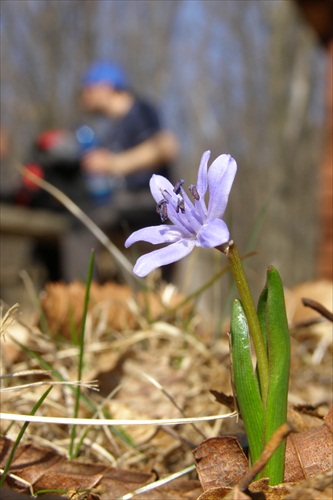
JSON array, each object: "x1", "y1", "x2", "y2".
[
  {"x1": 209, "y1": 390, "x2": 236, "y2": 412},
  {"x1": 284, "y1": 406, "x2": 333, "y2": 482},
  {"x1": 0, "y1": 436, "x2": 154, "y2": 498},
  {"x1": 196, "y1": 480, "x2": 294, "y2": 500},
  {"x1": 285, "y1": 280, "x2": 333, "y2": 326},
  {"x1": 198, "y1": 424, "x2": 292, "y2": 499},
  {"x1": 193, "y1": 436, "x2": 248, "y2": 490},
  {"x1": 197, "y1": 486, "x2": 244, "y2": 500},
  {"x1": 249, "y1": 478, "x2": 293, "y2": 499},
  {"x1": 287, "y1": 405, "x2": 327, "y2": 432},
  {"x1": 0, "y1": 436, "x2": 203, "y2": 499},
  {"x1": 194, "y1": 408, "x2": 333, "y2": 498},
  {"x1": 40, "y1": 281, "x2": 193, "y2": 337},
  {"x1": 0, "y1": 485, "x2": 69, "y2": 500},
  {"x1": 284, "y1": 469, "x2": 333, "y2": 499},
  {"x1": 285, "y1": 280, "x2": 333, "y2": 364},
  {"x1": 40, "y1": 281, "x2": 136, "y2": 336}
]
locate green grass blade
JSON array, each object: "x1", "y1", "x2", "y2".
[
  {"x1": 262, "y1": 266, "x2": 290, "y2": 485},
  {"x1": 70, "y1": 250, "x2": 95, "y2": 459},
  {"x1": 230, "y1": 299, "x2": 264, "y2": 466},
  {"x1": 0, "y1": 386, "x2": 53, "y2": 487}
]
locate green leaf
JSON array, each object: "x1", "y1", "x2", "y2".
[
  {"x1": 0, "y1": 386, "x2": 53, "y2": 487},
  {"x1": 255, "y1": 285, "x2": 269, "y2": 393},
  {"x1": 230, "y1": 299, "x2": 264, "y2": 466},
  {"x1": 257, "y1": 286, "x2": 268, "y2": 355},
  {"x1": 70, "y1": 250, "x2": 95, "y2": 459},
  {"x1": 262, "y1": 266, "x2": 290, "y2": 485}
]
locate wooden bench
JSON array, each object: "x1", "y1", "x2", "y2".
[
  {"x1": 0, "y1": 203, "x2": 70, "y2": 297},
  {"x1": 0, "y1": 203, "x2": 69, "y2": 240}
]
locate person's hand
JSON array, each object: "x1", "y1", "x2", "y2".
[{"x1": 81, "y1": 148, "x2": 120, "y2": 175}]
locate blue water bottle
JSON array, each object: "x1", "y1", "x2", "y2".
[{"x1": 76, "y1": 124, "x2": 113, "y2": 204}]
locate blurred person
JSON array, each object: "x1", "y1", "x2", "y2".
[
  {"x1": 79, "y1": 61, "x2": 178, "y2": 195},
  {"x1": 14, "y1": 62, "x2": 178, "y2": 282},
  {"x1": 61, "y1": 61, "x2": 179, "y2": 282}
]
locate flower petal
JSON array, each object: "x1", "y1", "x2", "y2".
[
  {"x1": 133, "y1": 239, "x2": 196, "y2": 277},
  {"x1": 125, "y1": 224, "x2": 185, "y2": 247},
  {"x1": 207, "y1": 154, "x2": 237, "y2": 220},
  {"x1": 149, "y1": 174, "x2": 177, "y2": 204},
  {"x1": 196, "y1": 150, "x2": 210, "y2": 198},
  {"x1": 196, "y1": 219, "x2": 230, "y2": 248}
]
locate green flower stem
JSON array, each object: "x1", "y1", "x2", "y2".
[
  {"x1": 218, "y1": 241, "x2": 269, "y2": 405},
  {"x1": 154, "y1": 251, "x2": 256, "y2": 323}
]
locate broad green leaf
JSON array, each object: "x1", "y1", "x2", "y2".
[
  {"x1": 257, "y1": 286, "x2": 268, "y2": 355},
  {"x1": 230, "y1": 299, "x2": 264, "y2": 466},
  {"x1": 262, "y1": 266, "x2": 290, "y2": 485}
]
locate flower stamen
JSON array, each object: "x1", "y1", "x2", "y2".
[
  {"x1": 156, "y1": 199, "x2": 168, "y2": 222},
  {"x1": 173, "y1": 179, "x2": 184, "y2": 195},
  {"x1": 189, "y1": 184, "x2": 200, "y2": 200},
  {"x1": 176, "y1": 197, "x2": 185, "y2": 214}
]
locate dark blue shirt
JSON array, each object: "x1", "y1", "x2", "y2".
[{"x1": 96, "y1": 98, "x2": 169, "y2": 190}]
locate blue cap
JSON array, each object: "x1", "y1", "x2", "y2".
[{"x1": 82, "y1": 62, "x2": 129, "y2": 90}]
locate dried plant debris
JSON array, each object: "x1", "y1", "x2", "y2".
[
  {"x1": 1, "y1": 279, "x2": 332, "y2": 498},
  {"x1": 39, "y1": 281, "x2": 194, "y2": 337},
  {"x1": 194, "y1": 412, "x2": 332, "y2": 497}
]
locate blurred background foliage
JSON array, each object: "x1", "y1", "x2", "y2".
[{"x1": 0, "y1": 0, "x2": 329, "y2": 315}]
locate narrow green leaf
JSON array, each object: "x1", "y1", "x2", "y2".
[
  {"x1": 70, "y1": 250, "x2": 95, "y2": 459},
  {"x1": 262, "y1": 266, "x2": 290, "y2": 485},
  {"x1": 0, "y1": 386, "x2": 53, "y2": 487},
  {"x1": 230, "y1": 299, "x2": 264, "y2": 466}
]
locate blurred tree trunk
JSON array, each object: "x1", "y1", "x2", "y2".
[
  {"x1": 175, "y1": 1, "x2": 325, "y2": 323},
  {"x1": 317, "y1": 41, "x2": 333, "y2": 279}
]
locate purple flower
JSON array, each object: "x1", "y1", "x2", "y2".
[{"x1": 125, "y1": 151, "x2": 237, "y2": 277}]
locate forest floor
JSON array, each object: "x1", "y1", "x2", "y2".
[{"x1": 1, "y1": 277, "x2": 332, "y2": 499}]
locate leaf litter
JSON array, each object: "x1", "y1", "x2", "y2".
[{"x1": 0, "y1": 277, "x2": 332, "y2": 499}]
